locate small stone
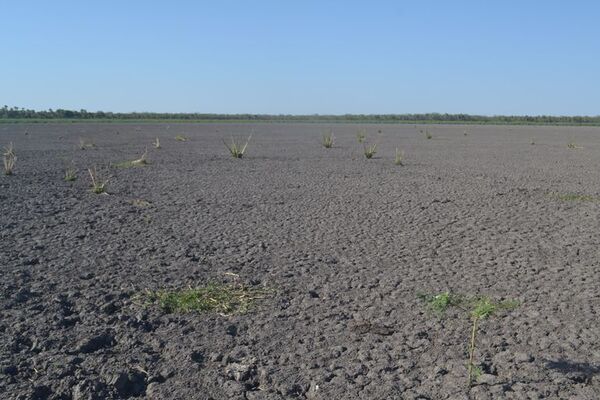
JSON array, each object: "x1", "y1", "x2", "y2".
[{"x1": 514, "y1": 352, "x2": 534, "y2": 363}]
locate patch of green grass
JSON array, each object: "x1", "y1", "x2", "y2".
[
  {"x1": 224, "y1": 135, "x2": 252, "y2": 158},
  {"x1": 418, "y1": 291, "x2": 464, "y2": 313},
  {"x1": 555, "y1": 193, "x2": 598, "y2": 202},
  {"x1": 3, "y1": 143, "x2": 16, "y2": 175},
  {"x1": 144, "y1": 283, "x2": 271, "y2": 314},
  {"x1": 322, "y1": 130, "x2": 334, "y2": 148}
]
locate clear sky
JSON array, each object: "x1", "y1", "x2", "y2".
[{"x1": 2, "y1": 1, "x2": 599, "y2": 115}]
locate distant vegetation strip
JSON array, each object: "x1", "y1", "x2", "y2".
[{"x1": 2, "y1": 106, "x2": 600, "y2": 126}]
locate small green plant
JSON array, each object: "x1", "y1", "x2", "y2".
[
  {"x1": 224, "y1": 135, "x2": 252, "y2": 158},
  {"x1": 322, "y1": 130, "x2": 334, "y2": 148},
  {"x1": 3, "y1": 143, "x2": 16, "y2": 175},
  {"x1": 88, "y1": 167, "x2": 108, "y2": 194},
  {"x1": 175, "y1": 134, "x2": 188, "y2": 142},
  {"x1": 64, "y1": 162, "x2": 77, "y2": 181},
  {"x1": 419, "y1": 292, "x2": 518, "y2": 387},
  {"x1": 357, "y1": 129, "x2": 366, "y2": 143},
  {"x1": 144, "y1": 282, "x2": 271, "y2": 314},
  {"x1": 154, "y1": 137, "x2": 161, "y2": 149},
  {"x1": 394, "y1": 148, "x2": 404, "y2": 166},
  {"x1": 363, "y1": 142, "x2": 377, "y2": 159},
  {"x1": 425, "y1": 130, "x2": 432, "y2": 140}
]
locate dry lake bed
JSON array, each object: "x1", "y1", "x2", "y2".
[{"x1": 1, "y1": 123, "x2": 600, "y2": 399}]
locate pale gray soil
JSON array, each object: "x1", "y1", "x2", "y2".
[{"x1": 1, "y1": 123, "x2": 600, "y2": 399}]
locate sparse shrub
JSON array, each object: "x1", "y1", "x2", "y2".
[
  {"x1": 363, "y1": 142, "x2": 377, "y2": 159},
  {"x1": 154, "y1": 137, "x2": 161, "y2": 149},
  {"x1": 357, "y1": 129, "x2": 366, "y2": 143},
  {"x1": 224, "y1": 135, "x2": 252, "y2": 158},
  {"x1": 322, "y1": 130, "x2": 334, "y2": 148},
  {"x1": 394, "y1": 148, "x2": 404, "y2": 165},
  {"x1": 567, "y1": 142, "x2": 581, "y2": 149},
  {"x1": 419, "y1": 292, "x2": 518, "y2": 386},
  {"x1": 88, "y1": 167, "x2": 108, "y2": 194},
  {"x1": 175, "y1": 134, "x2": 188, "y2": 142},
  {"x1": 3, "y1": 143, "x2": 16, "y2": 175}
]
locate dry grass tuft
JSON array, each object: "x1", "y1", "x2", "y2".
[{"x1": 3, "y1": 143, "x2": 16, "y2": 175}]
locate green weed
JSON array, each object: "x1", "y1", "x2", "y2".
[{"x1": 419, "y1": 292, "x2": 518, "y2": 387}]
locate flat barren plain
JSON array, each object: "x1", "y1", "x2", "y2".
[{"x1": 1, "y1": 123, "x2": 600, "y2": 399}]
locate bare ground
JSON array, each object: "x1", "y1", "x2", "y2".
[{"x1": 1, "y1": 123, "x2": 600, "y2": 399}]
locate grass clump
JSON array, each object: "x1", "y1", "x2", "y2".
[
  {"x1": 3, "y1": 143, "x2": 16, "y2": 175},
  {"x1": 425, "y1": 129, "x2": 432, "y2": 140},
  {"x1": 88, "y1": 167, "x2": 108, "y2": 194},
  {"x1": 175, "y1": 134, "x2": 188, "y2": 142},
  {"x1": 224, "y1": 135, "x2": 252, "y2": 158},
  {"x1": 555, "y1": 193, "x2": 598, "y2": 202},
  {"x1": 145, "y1": 282, "x2": 271, "y2": 314},
  {"x1": 394, "y1": 148, "x2": 404, "y2": 166},
  {"x1": 78, "y1": 138, "x2": 95, "y2": 150},
  {"x1": 357, "y1": 129, "x2": 366, "y2": 143},
  {"x1": 114, "y1": 148, "x2": 149, "y2": 168},
  {"x1": 64, "y1": 161, "x2": 77, "y2": 181},
  {"x1": 154, "y1": 137, "x2": 161, "y2": 149},
  {"x1": 567, "y1": 142, "x2": 582, "y2": 149},
  {"x1": 419, "y1": 292, "x2": 518, "y2": 387},
  {"x1": 322, "y1": 130, "x2": 334, "y2": 148},
  {"x1": 363, "y1": 142, "x2": 377, "y2": 159}
]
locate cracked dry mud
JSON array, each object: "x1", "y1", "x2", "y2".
[{"x1": 1, "y1": 123, "x2": 600, "y2": 399}]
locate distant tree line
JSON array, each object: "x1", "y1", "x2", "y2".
[{"x1": 2, "y1": 105, "x2": 599, "y2": 125}]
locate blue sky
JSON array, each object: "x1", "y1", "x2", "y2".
[{"x1": 2, "y1": 1, "x2": 599, "y2": 115}]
